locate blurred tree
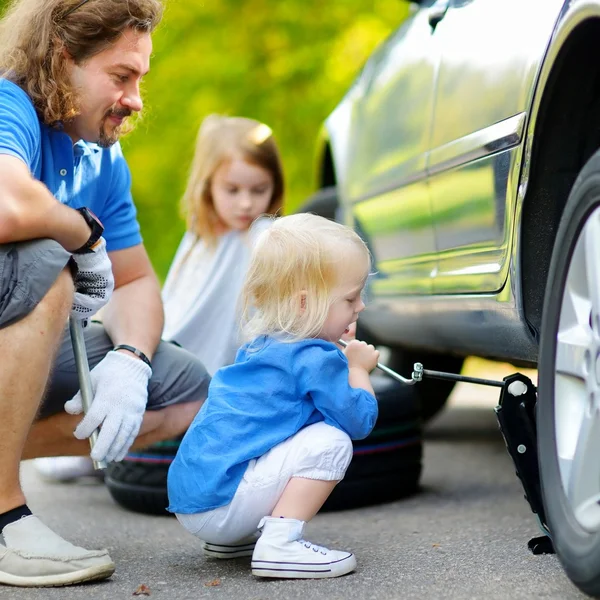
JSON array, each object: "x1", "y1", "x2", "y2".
[{"x1": 0, "y1": 0, "x2": 410, "y2": 278}]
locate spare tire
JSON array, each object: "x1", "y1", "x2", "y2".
[{"x1": 105, "y1": 374, "x2": 422, "y2": 515}]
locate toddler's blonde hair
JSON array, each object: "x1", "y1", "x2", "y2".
[
  {"x1": 181, "y1": 114, "x2": 284, "y2": 248},
  {"x1": 241, "y1": 213, "x2": 370, "y2": 341}
]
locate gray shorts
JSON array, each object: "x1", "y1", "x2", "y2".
[
  {"x1": 0, "y1": 239, "x2": 71, "y2": 328},
  {"x1": 41, "y1": 322, "x2": 210, "y2": 420},
  {"x1": 0, "y1": 239, "x2": 211, "y2": 419}
]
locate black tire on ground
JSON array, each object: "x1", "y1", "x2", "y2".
[
  {"x1": 386, "y1": 348, "x2": 463, "y2": 422},
  {"x1": 298, "y1": 188, "x2": 464, "y2": 422},
  {"x1": 295, "y1": 186, "x2": 339, "y2": 220},
  {"x1": 105, "y1": 374, "x2": 422, "y2": 515},
  {"x1": 538, "y1": 147, "x2": 600, "y2": 597}
]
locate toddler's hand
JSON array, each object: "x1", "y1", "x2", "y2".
[{"x1": 343, "y1": 339, "x2": 379, "y2": 373}]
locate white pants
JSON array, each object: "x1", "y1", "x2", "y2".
[{"x1": 176, "y1": 422, "x2": 353, "y2": 544}]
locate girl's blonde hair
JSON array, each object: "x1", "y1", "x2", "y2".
[
  {"x1": 181, "y1": 114, "x2": 284, "y2": 248},
  {"x1": 0, "y1": 0, "x2": 163, "y2": 126},
  {"x1": 242, "y1": 213, "x2": 370, "y2": 341}
]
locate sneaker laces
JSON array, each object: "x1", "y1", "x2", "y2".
[{"x1": 297, "y1": 538, "x2": 329, "y2": 555}]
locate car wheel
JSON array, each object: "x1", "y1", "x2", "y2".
[
  {"x1": 105, "y1": 375, "x2": 423, "y2": 515},
  {"x1": 297, "y1": 189, "x2": 464, "y2": 422},
  {"x1": 538, "y1": 147, "x2": 600, "y2": 597}
]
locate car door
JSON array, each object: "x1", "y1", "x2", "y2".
[
  {"x1": 341, "y1": 1, "x2": 440, "y2": 296},
  {"x1": 427, "y1": 0, "x2": 566, "y2": 294}
]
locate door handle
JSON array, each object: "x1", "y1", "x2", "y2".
[{"x1": 428, "y1": 0, "x2": 450, "y2": 30}]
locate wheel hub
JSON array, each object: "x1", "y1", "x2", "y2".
[{"x1": 555, "y1": 207, "x2": 600, "y2": 532}]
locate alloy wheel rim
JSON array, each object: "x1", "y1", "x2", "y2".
[{"x1": 555, "y1": 205, "x2": 600, "y2": 532}]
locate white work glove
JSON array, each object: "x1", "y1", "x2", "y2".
[
  {"x1": 70, "y1": 238, "x2": 115, "y2": 320},
  {"x1": 64, "y1": 351, "x2": 152, "y2": 463}
]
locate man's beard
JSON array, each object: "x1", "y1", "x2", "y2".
[{"x1": 97, "y1": 107, "x2": 133, "y2": 148}]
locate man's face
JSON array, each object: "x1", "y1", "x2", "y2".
[{"x1": 63, "y1": 28, "x2": 152, "y2": 147}]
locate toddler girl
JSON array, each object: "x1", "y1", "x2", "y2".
[{"x1": 168, "y1": 213, "x2": 380, "y2": 579}]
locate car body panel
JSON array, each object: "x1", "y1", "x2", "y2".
[
  {"x1": 429, "y1": 0, "x2": 565, "y2": 294},
  {"x1": 320, "y1": 0, "x2": 600, "y2": 363},
  {"x1": 342, "y1": 4, "x2": 439, "y2": 295}
]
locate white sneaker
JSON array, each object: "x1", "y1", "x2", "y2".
[
  {"x1": 33, "y1": 457, "x2": 102, "y2": 483},
  {"x1": 201, "y1": 535, "x2": 258, "y2": 559},
  {"x1": 251, "y1": 516, "x2": 356, "y2": 579},
  {"x1": 0, "y1": 515, "x2": 115, "y2": 587}
]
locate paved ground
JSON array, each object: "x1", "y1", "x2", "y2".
[{"x1": 1, "y1": 360, "x2": 590, "y2": 600}]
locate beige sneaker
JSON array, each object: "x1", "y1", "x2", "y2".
[{"x1": 0, "y1": 515, "x2": 115, "y2": 587}]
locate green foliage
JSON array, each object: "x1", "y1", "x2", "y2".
[{"x1": 0, "y1": 0, "x2": 410, "y2": 279}]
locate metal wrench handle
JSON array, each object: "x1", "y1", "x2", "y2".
[
  {"x1": 337, "y1": 339, "x2": 418, "y2": 385},
  {"x1": 69, "y1": 318, "x2": 108, "y2": 470}
]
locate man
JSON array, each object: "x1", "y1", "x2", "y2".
[{"x1": 0, "y1": 0, "x2": 209, "y2": 588}]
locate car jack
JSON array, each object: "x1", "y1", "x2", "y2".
[
  {"x1": 417, "y1": 366, "x2": 554, "y2": 554},
  {"x1": 337, "y1": 340, "x2": 555, "y2": 555}
]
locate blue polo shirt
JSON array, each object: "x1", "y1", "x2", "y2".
[{"x1": 0, "y1": 78, "x2": 141, "y2": 251}]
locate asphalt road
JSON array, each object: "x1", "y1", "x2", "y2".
[{"x1": 1, "y1": 361, "x2": 590, "y2": 600}]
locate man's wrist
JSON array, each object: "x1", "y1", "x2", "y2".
[
  {"x1": 48, "y1": 204, "x2": 93, "y2": 252},
  {"x1": 73, "y1": 207, "x2": 104, "y2": 254},
  {"x1": 112, "y1": 345, "x2": 153, "y2": 371}
]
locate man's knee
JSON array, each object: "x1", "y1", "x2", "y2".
[
  {"x1": 0, "y1": 239, "x2": 72, "y2": 330},
  {"x1": 135, "y1": 399, "x2": 202, "y2": 445}
]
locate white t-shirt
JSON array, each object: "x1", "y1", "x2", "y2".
[{"x1": 162, "y1": 217, "x2": 272, "y2": 376}]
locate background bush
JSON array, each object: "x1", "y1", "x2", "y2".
[{"x1": 0, "y1": 0, "x2": 410, "y2": 278}]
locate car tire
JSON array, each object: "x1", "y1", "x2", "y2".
[
  {"x1": 104, "y1": 374, "x2": 423, "y2": 515},
  {"x1": 298, "y1": 188, "x2": 464, "y2": 422},
  {"x1": 537, "y1": 147, "x2": 600, "y2": 597},
  {"x1": 295, "y1": 186, "x2": 339, "y2": 220}
]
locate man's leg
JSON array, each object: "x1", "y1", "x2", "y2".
[
  {"x1": 0, "y1": 240, "x2": 115, "y2": 587},
  {"x1": 0, "y1": 269, "x2": 73, "y2": 513},
  {"x1": 23, "y1": 323, "x2": 208, "y2": 458},
  {"x1": 23, "y1": 397, "x2": 202, "y2": 458}
]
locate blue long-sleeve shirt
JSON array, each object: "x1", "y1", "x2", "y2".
[{"x1": 167, "y1": 337, "x2": 378, "y2": 514}]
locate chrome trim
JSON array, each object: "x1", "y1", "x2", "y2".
[
  {"x1": 348, "y1": 113, "x2": 526, "y2": 206},
  {"x1": 351, "y1": 164, "x2": 425, "y2": 205},
  {"x1": 428, "y1": 113, "x2": 526, "y2": 177}
]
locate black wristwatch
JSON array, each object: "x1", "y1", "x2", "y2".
[{"x1": 74, "y1": 207, "x2": 104, "y2": 254}]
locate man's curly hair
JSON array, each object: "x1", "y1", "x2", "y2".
[{"x1": 0, "y1": 0, "x2": 163, "y2": 126}]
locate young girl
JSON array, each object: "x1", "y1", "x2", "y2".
[
  {"x1": 167, "y1": 213, "x2": 380, "y2": 579},
  {"x1": 34, "y1": 114, "x2": 284, "y2": 481},
  {"x1": 161, "y1": 114, "x2": 284, "y2": 375}
]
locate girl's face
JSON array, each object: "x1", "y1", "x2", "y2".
[
  {"x1": 210, "y1": 158, "x2": 275, "y2": 231},
  {"x1": 318, "y1": 253, "x2": 369, "y2": 343}
]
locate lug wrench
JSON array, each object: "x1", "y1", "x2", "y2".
[
  {"x1": 337, "y1": 339, "x2": 504, "y2": 388},
  {"x1": 69, "y1": 317, "x2": 108, "y2": 470}
]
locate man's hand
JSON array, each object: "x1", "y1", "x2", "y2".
[
  {"x1": 64, "y1": 351, "x2": 151, "y2": 462},
  {"x1": 70, "y1": 238, "x2": 115, "y2": 320}
]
